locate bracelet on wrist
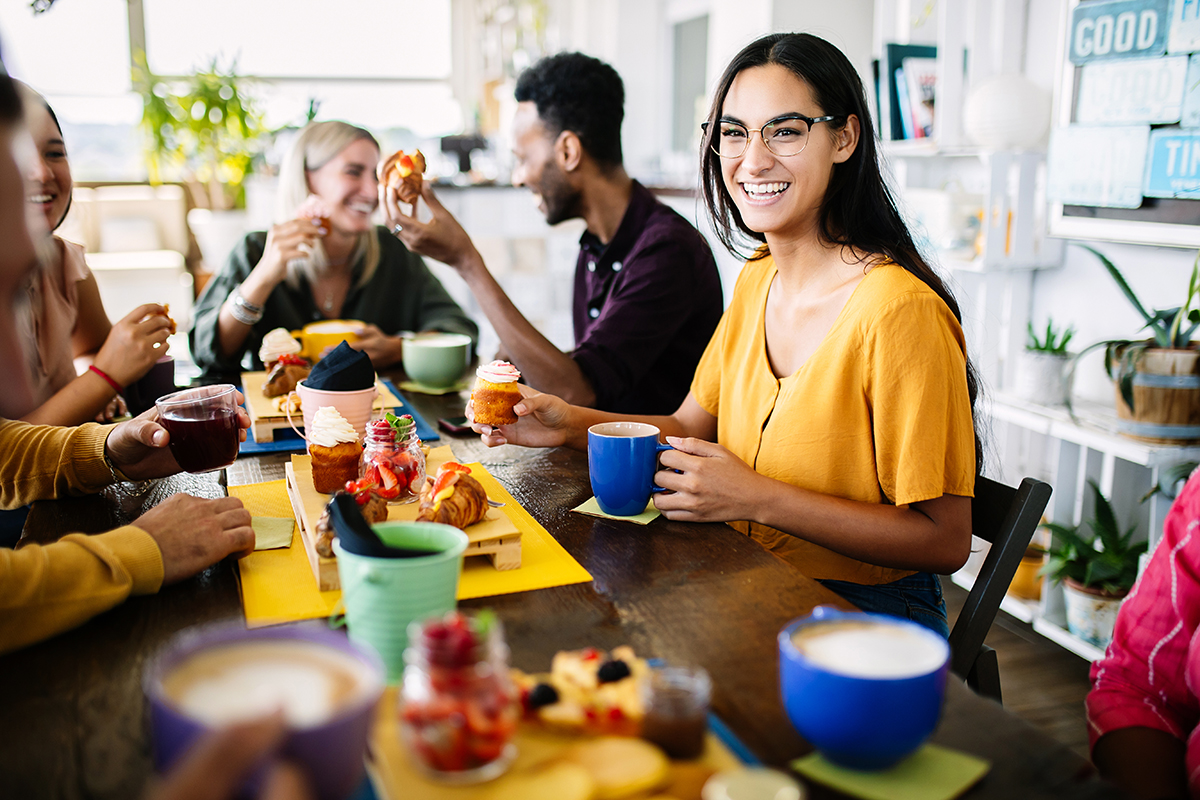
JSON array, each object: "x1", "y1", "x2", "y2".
[
  {"x1": 229, "y1": 289, "x2": 264, "y2": 325},
  {"x1": 88, "y1": 364, "x2": 123, "y2": 393}
]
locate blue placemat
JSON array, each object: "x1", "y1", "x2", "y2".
[{"x1": 238, "y1": 377, "x2": 439, "y2": 456}]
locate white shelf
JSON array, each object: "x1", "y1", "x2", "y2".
[
  {"x1": 1032, "y1": 617, "x2": 1106, "y2": 662},
  {"x1": 987, "y1": 392, "x2": 1200, "y2": 468}
]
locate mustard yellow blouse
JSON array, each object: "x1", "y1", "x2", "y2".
[{"x1": 691, "y1": 256, "x2": 975, "y2": 585}]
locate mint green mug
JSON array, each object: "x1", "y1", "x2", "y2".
[
  {"x1": 333, "y1": 521, "x2": 468, "y2": 682},
  {"x1": 402, "y1": 333, "x2": 472, "y2": 389}
]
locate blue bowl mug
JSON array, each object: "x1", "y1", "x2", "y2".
[
  {"x1": 587, "y1": 422, "x2": 674, "y2": 516},
  {"x1": 778, "y1": 605, "x2": 950, "y2": 771}
]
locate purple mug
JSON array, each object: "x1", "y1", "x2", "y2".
[{"x1": 144, "y1": 622, "x2": 385, "y2": 800}]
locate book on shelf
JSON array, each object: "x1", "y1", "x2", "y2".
[
  {"x1": 894, "y1": 67, "x2": 916, "y2": 140},
  {"x1": 880, "y1": 42, "x2": 937, "y2": 141},
  {"x1": 902, "y1": 56, "x2": 937, "y2": 139}
]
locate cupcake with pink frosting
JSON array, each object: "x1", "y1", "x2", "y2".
[{"x1": 471, "y1": 360, "x2": 522, "y2": 426}]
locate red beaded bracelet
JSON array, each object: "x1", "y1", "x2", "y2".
[{"x1": 88, "y1": 365, "x2": 123, "y2": 393}]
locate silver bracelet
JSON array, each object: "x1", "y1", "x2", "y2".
[{"x1": 229, "y1": 289, "x2": 264, "y2": 325}]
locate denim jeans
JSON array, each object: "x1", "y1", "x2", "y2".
[{"x1": 817, "y1": 572, "x2": 949, "y2": 638}]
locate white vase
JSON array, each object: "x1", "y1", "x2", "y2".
[
  {"x1": 964, "y1": 74, "x2": 1052, "y2": 150},
  {"x1": 1062, "y1": 579, "x2": 1125, "y2": 649},
  {"x1": 1013, "y1": 351, "x2": 1070, "y2": 406}
]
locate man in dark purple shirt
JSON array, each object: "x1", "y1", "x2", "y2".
[{"x1": 382, "y1": 52, "x2": 723, "y2": 415}]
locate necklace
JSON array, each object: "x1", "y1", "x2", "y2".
[{"x1": 316, "y1": 259, "x2": 348, "y2": 314}]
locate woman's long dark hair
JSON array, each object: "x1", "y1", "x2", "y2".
[{"x1": 700, "y1": 32, "x2": 983, "y2": 473}]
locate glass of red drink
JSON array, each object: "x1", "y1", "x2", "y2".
[{"x1": 155, "y1": 385, "x2": 241, "y2": 474}]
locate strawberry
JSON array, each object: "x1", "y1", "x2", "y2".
[
  {"x1": 378, "y1": 464, "x2": 400, "y2": 491},
  {"x1": 409, "y1": 471, "x2": 425, "y2": 494},
  {"x1": 363, "y1": 464, "x2": 381, "y2": 487},
  {"x1": 277, "y1": 353, "x2": 307, "y2": 366}
]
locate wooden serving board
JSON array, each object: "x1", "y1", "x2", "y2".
[
  {"x1": 284, "y1": 449, "x2": 523, "y2": 591},
  {"x1": 242, "y1": 372, "x2": 403, "y2": 443}
]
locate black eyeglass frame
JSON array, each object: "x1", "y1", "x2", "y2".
[{"x1": 701, "y1": 113, "x2": 842, "y2": 158}]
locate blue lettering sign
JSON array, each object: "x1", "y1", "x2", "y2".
[
  {"x1": 1071, "y1": 0, "x2": 1169, "y2": 63},
  {"x1": 1143, "y1": 128, "x2": 1200, "y2": 197}
]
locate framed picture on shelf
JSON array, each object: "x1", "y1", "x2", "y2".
[{"x1": 1048, "y1": 0, "x2": 1200, "y2": 248}]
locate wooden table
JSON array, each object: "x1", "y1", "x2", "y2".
[{"x1": 0, "y1": 389, "x2": 1126, "y2": 800}]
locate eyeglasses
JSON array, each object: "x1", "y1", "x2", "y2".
[{"x1": 701, "y1": 114, "x2": 840, "y2": 158}]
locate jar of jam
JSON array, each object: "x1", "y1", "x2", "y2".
[
  {"x1": 399, "y1": 611, "x2": 518, "y2": 783},
  {"x1": 359, "y1": 418, "x2": 425, "y2": 503}
]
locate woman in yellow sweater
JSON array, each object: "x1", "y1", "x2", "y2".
[{"x1": 472, "y1": 33, "x2": 978, "y2": 636}]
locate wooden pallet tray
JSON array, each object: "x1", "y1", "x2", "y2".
[
  {"x1": 242, "y1": 371, "x2": 403, "y2": 443},
  {"x1": 284, "y1": 453, "x2": 522, "y2": 591}
]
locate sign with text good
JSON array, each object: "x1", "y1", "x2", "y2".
[
  {"x1": 1077, "y1": 55, "x2": 1187, "y2": 122},
  {"x1": 1047, "y1": 125, "x2": 1151, "y2": 208},
  {"x1": 1169, "y1": 0, "x2": 1200, "y2": 53},
  {"x1": 1144, "y1": 129, "x2": 1200, "y2": 197},
  {"x1": 1069, "y1": 0, "x2": 1169, "y2": 63}
]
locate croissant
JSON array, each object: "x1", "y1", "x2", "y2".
[
  {"x1": 262, "y1": 361, "x2": 310, "y2": 398},
  {"x1": 417, "y1": 462, "x2": 488, "y2": 529},
  {"x1": 379, "y1": 149, "x2": 426, "y2": 205}
]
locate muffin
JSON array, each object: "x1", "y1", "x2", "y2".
[
  {"x1": 308, "y1": 406, "x2": 361, "y2": 494},
  {"x1": 471, "y1": 361, "x2": 522, "y2": 426}
]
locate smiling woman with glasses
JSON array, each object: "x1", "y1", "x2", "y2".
[{"x1": 470, "y1": 33, "x2": 981, "y2": 638}]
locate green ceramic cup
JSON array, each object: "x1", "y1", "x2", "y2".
[
  {"x1": 401, "y1": 332, "x2": 472, "y2": 389},
  {"x1": 333, "y1": 521, "x2": 468, "y2": 683}
]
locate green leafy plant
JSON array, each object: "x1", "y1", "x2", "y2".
[
  {"x1": 133, "y1": 53, "x2": 267, "y2": 209},
  {"x1": 1075, "y1": 245, "x2": 1200, "y2": 410},
  {"x1": 1041, "y1": 480, "x2": 1147, "y2": 595},
  {"x1": 1026, "y1": 319, "x2": 1075, "y2": 355}
]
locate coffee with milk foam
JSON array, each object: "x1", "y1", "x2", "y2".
[
  {"x1": 159, "y1": 639, "x2": 380, "y2": 728},
  {"x1": 789, "y1": 620, "x2": 948, "y2": 679}
]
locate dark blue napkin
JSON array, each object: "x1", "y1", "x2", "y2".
[{"x1": 305, "y1": 341, "x2": 374, "y2": 391}]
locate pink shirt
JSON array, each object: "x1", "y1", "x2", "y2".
[
  {"x1": 1087, "y1": 468, "x2": 1200, "y2": 795},
  {"x1": 20, "y1": 237, "x2": 91, "y2": 412}
]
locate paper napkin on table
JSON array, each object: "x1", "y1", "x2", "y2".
[
  {"x1": 252, "y1": 517, "x2": 295, "y2": 550},
  {"x1": 571, "y1": 496, "x2": 661, "y2": 525},
  {"x1": 399, "y1": 379, "x2": 472, "y2": 396},
  {"x1": 791, "y1": 744, "x2": 990, "y2": 800}
]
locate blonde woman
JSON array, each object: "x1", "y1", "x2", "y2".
[{"x1": 190, "y1": 120, "x2": 476, "y2": 375}]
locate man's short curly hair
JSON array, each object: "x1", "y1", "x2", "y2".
[{"x1": 514, "y1": 52, "x2": 624, "y2": 168}]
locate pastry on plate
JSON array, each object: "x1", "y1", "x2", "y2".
[
  {"x1": 511, "y1": 645, "x2": 650, "y2": 736},
  {"x1": 471, "y1": 360, "x2": 522, "y2": 426},
  {"x1": 378, "y1": 149, "x2": 426, "y2": 205},
  {"x1": 314, "y1": 488, "x2": 388, "y2": 558},
  {"x1": 307, "y1": 406, "x2": 361, "y2": 494},
  {"x1": 416, "y1": 461, "x2": 488, "y2": 528},
  {"x1": 258, "y1": 327, "x2": 303, "y2": 369},
  {"x1": 262, "y1": 355, "x2": 311, "y2": 398}
]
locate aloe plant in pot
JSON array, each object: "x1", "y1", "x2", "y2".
[
  {"x1": 1042, "y1": 480, "x2": 1147, "y2": 648},
  {"x1": 1076, "y1": 245, "x2": 1200, "y2": 444},
  {"x1": 1014, "y1": 318, "x2": 1074, "y2": 406}
]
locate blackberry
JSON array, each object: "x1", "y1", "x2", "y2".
[
  {"x1": 597, "y1": 659, "x2": 631, "y2": 683},
  {"x1": 528, "y1": 683, "x2": 559, "y2": 708}
]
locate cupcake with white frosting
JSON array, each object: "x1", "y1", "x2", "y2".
[
  {"x1": 259, "y1": 328, "x2": 303, "y2": 368},
  {"x1": 308, "y1": 406, "x2": 361, "y2": 494}
]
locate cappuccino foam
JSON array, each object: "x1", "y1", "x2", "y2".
[
  {"x1": 160, "y1": 640, "x2": 378, "y2": 728},
  {"x1": 790, "y1": 621, "x2": 948, "y2": 679}
]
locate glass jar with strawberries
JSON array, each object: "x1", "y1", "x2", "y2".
[
  {"x1": 399, "y1": 611, "x2": 518, "y2": 783},
  {"x1": 358, "y1": 416, "x2": 425, "y2": 503}
]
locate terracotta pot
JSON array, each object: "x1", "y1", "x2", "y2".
[
  {"x1": 1062, "y1": 578, "x2": 1126, "y2": 649},
  {"x1": 1008, "y1": 552, "x2": 1045, "y2": 601},
  {"x1": 1114, "y1": 347, "x2": 1200, "y2": 444}
]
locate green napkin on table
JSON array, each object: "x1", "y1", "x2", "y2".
[
  {"x1": 399, "y1": 379, "x2": 472, "y2": 396},
  {"x1": 252, "y1": 517, "x2": 295, "y2": 550},
  {"x1": 571, "y1": 497, "x2": 661, "y2": 525},
  {"x1": 791, "y1": 744, "x2": 990, "y2": 800}
]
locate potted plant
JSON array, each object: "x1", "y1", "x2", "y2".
[
  {"x1": 134, "y1": 54, "x2": 267, "y2": 211},
  {"x1": 1013, "y1": 319, "x2": 1074, "y2": 406},
  {"x1": 1008, "y1": 523, "x2": 1048, "y2": 601},
  {"x1": 1042, "y1": 480, "x2": 1147, "y2": 649},
  {"x1": 1078, "y1": 245, "x2": 1200, "y2": 444}
]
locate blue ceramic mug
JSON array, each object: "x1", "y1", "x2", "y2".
[
  {"x1": 778, "y1": 605, "x2": 950, "y2": 770},
  {"x1": 587, "y1": 422, "x2": 674, "y2": 516}
]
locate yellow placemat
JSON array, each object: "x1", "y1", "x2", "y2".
[
  {"x1": 791, "y1": 744, "x2": 990, "y2": 800},
  {"x1": 368, "y1": 687, "x2": 742, "y2": 800},
  {"x1": 232, "y1": 480, "x2": 342, "y2": 627},
  {"x1": 233, "y1": 466, "x2": 592, "y2": 627},
  {"x1": 252, "y1": 517, "x2": 294, "y2": 550},
  {"x1": 572, "y1": 496, "x2": 661, "y2": 525}
]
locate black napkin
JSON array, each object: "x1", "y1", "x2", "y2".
[
  {"x1": 328, "y1": 494, "x2": 440, "y2": 558},
  {"x1": 305, "y1": 341, "x2": 375, "y2": 391}
]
